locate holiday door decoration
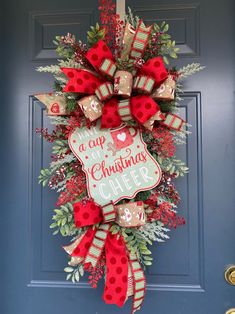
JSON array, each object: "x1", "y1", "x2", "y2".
[{"x1": 36, "y1": 2, "x2": 204, "y2": 313}]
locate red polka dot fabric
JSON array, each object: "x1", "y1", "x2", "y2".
[
  {"x1": 131, "y1": 95, "x2": 158, "y2": 124},
  {"x1": 86, "y1": 40, "x2": 114, "y2": 71},
  {"x1": 140, "y1": 56, "x2": 168, "y2": 85},
  {"x1": 73, "y1": 200, "x2": 103, "y2": 228},
  {"x1": 103, "y1": 233, "x2": 128, "y2": 307},
  {"x1": 101, "y1": 98, "x2": 122, "y2": 129},
  {"x1": 71, "y1": 228, "x2": 96, "y2": 258},
  {"x1": 62, "y1": 68, "x2": 102, "y2": 94}
]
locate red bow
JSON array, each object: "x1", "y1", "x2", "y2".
[
  {"x1": 61, "y1": 38, "x2": 170, "y2": 129},
  {"x1": 140, "y1": 56, "x2": 168, "y2": 86},
  {"x1": 101, "y1": 96, "x2": 162, "y2": 129},
  {"x1": 63, "y1": 200, "x2": 146, "y2": 313}
]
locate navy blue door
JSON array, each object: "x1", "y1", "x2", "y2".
[{"x1": 1, "y1": 0, "x2": 235, "y2": 313}]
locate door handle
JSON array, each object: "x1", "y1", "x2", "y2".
[
  {"x1": 226, "y1": 309, "x2": 235, "y2": 314},
  {"x1": 225, "y1": 266, "x2": 235, "y2": 285}
]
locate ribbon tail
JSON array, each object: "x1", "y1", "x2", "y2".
[
  {"x1": 63, "y1": 228, "x2": 96, "y2": 262},
  {"x1": 161, "y1": 113, "x2": 186, "y2": 131},
  {"x1": 73, "y1": 200, "x2": 103, "y2": 228},
  {"x1": 103, "y1": 233, "x2": 128, "y2": 307},
  {"x1": 84, "y1": 224, "x2": 110, "y2": 268},
  {"x1": 129, "y1": 253, "x2": 146, "y2": 314}
]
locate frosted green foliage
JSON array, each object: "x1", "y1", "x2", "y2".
[
  {"x1": 64, "y1": 264, "x2": 84, "y2": 283},
  {"x1": 138, "y1": 221, "x2": 170, "y2": 243},
  {"x1": 50, "y1": 154, "x2": 76, "y2": 172},
  {"x1": 178, "y1": 63, "x2": 205, "y2": 79},
  {"x1": 157, "y1": 156, "x2": 189, "y2": 177},
  {"x1": 48, "y1": 116, "x2": 70, "y2": 126}
]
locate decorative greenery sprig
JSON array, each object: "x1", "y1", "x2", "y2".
[
  {"x1": 64, "y1": 264, "x2": 84, "y2": 283},
  {"x1": 50, "y1": 202, "x2": 77, "y2": 236},
  {"x1": 87, "y1": 23, "x2": 106, "y2": 46},
  {"x1": 178, "y1": 63, "x2": 205, "y2": 79}
]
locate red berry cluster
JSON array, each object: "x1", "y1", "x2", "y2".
[
  {"x1": 98, "y1": 0, "x2": 124, "y2": 55},
  {"x1": 87, "y1": 254, "x2": 106, "y2": 288},
  {"x1": 148, "y1": 201, "x2": 185, "y2": 228},
  {"x1": 151, "y1": 126, "x2": 176, "y2": 158},
  {"x1": 56, "y1": 172, "x2": 87, "y2": 206}
]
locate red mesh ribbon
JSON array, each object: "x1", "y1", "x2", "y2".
[{"x1": 101, "y1": 96, "x2": 161, "y2": 128}]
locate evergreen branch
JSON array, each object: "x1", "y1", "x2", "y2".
[
  {"x1": 50, "y1": 154, "x2": 76, "y2": 172},
  {"x1": 138, "y1": 221, "x2": 170, "y2": 244},
  {"x1": 36, "y1": 59, "x2": 81, "y2": 82},
  {"x1": 48, "y1": 116, "x2": 70, "y2": 126},
  {"x1": 125, "y1": 7, "x2": 140, "y2": 28},
  {"x1": 178, "y1": 63, "x2": 205, "y2": 79},
  {"x1": 50, "y1": 171, "x2": 74, "y2": 192},
  {"x1": 36, "y1": 65, "x2": 61, "y2": 75},
  {"x1": 38, "y1": 168, "x2": 52, "y2": 187},
  {"x1": 157, "y1": 156, "x2": 189, "y2": 177},
  {"x1": 52, "y1": 140, "x2": 70, "y2": 155}
]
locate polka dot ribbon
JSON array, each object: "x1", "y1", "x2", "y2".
[
  {"x1": 101, "y1": 95, "x2": 162, "y2": 129},
  {"x1": 63, "y1": 199, "x2": 147, "y2": 312},
  {"x1": 61, "y1": 38, "x2": 170, "y2": 130},
  {"x1": 73, "y1": 200, "x2": 116, "y2": 228},
  {"x1": 73, "y1": 199, "x2": 146, "y2": 227},
  {"x1": 63, "y1": 226, "x2": 146, "y2": 313}
]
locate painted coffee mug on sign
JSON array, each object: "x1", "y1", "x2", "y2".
[{"x1": 110, "y1": 126, "x2": 137, "y2": 150}]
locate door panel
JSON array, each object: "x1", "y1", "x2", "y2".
[
  {"x1": 126, "y1": 0, "x2": 235, "y2": 313},
  {"x1": 1, "y1": 0, "x2": 235, "y2": 313}
]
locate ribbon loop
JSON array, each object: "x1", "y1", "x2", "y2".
[
  {"x1": 62, "y1": 68, "x2": 102, "y2": 94},
  {"x1": 86, "y1": 40, "x2": 115, "y2": 73},
  {"x1": 161, "y1": 113, "x2": 186, "y2": 131},
  {"x1": 129, "y1": 21, "x2": 152, "y2": 60},
  {"x1": 101, "y1": 95, "x2": 162, "y2": 128},
  {"x1": 133, "y1": 75, "x2": 155, "y2": 94},
  {"x1": 73, "y1": 200, "x2": 103, "y2": 228},
  {"x1": 140, "y1": 57, "x2": 168, "y2": 86},
  {"x1": 77, "y1": 95, "x2": 103, "y2": 122},
  {"x1": 130, "y1": 95, "x2": 159, "y2": 124},
  {"x1": 102, "y1": 202, "x2": 116, "y2": 223},
  {"x1": 95, "y1": 82, "x2": 113, "y2": 101},
  {"x1": 100, "y1": 58, "x2": 117, "y2": 78},
  {"x1": 118, "y1": 99, "x2": 132, "y2": 121}
]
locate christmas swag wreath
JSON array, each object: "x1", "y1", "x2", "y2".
[{"x1": 36, "y1": 2, "x2": 203, "y2": 313}]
